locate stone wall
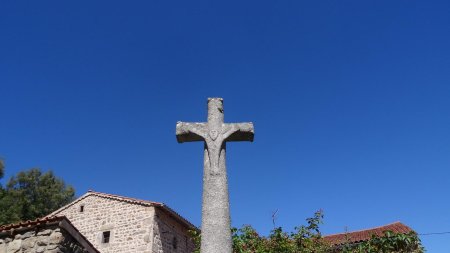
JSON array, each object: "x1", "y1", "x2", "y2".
[
  {"x1": 56, "y1": 195, "x2": 155, "y2": 253},
  {"x1": 55, "y1": 194, "x2": 194, "y2": 253},
  {"x1": 152, "y1": 208, "x2": 195, "y2": 253},
  {"x1": 0, "y1": 225, "x2": 87, "y2": 253}
]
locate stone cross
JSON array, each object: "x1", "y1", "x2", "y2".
[{"x1": 176, "y1": 98, "x2": 254, "y2": 253}]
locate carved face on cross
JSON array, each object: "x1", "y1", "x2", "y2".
[{"x1": 176, "y1": 98, "x2": 254, "y2": 148}]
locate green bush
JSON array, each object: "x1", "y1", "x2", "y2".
[{"x1": 190, "y1": 210, "x2": 424, "y2": 253}]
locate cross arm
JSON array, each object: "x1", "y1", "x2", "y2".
[
  {"x1": 176, "y1": 122, "x2": 208, "y2": 143},
  {"x1": 223, "y1": 122, "x2": 254, "y2": 142}
]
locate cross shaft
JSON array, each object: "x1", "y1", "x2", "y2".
[{"x1": 176, "y1": 98, "x2": 254, "y2": 253}]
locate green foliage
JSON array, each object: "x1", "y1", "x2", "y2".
[
  {"x1": 229, "y1": 210, "x2": 331, "y2": 253},
  {"x1": 0, "y1": 159, "x2": 4, "y2": 180},
  {"x1": 190, "y1": 210, "x2": 425, "y2": 253},
  {"x1": 188, "y1": 229, "x2": 202, "y2": 253},
  {"x1": 0, "y1": 168, "x2": 75, "y2": 225},
  {"x1": 340, "y1": 231, "x2": 424, "y2": 253}
]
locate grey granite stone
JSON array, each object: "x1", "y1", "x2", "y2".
[{"x1": 176, "y1": 98, "x2": 254, "y2": 253}]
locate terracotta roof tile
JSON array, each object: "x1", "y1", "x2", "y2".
[
  {"x1": 323, "y1": 222, "x2": 414, "y2": 245},
  {"x1": 0, "y1": 216, "x2": 64, "y2": 232},
  {"x1": 0, "y1": 216, "x2": 100, "y2": 253}
]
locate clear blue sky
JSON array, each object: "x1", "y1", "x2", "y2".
[{"x1": 1, "y1": 1, "x2": 449, "y2": 251}]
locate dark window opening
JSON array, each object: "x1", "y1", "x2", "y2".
[
  {"x1": 79, "y1": 205, "x2": 84, "y2": 212},
  {"x1": 102, "y1": 231, "x2": 111, "y2": 243},
  {"x1": 172, "y1": 237, "x2": 178, "y2": 249}
]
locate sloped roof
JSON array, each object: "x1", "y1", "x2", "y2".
[
  {"x1": 323, "y1": 222, "x2": 414, "y2": 245},
  {"x1": 49, "y1": 190, "x2": 198, "y2": 231},
  {"x1": 0, "y1": 216, "x2": 99, "y2": 253},
  {"x1": 0, "y1": 216, "x2": 62, "y2": 233}
]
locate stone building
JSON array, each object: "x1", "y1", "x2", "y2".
[
  {"x1": 0, "y1": 216, "x2": 99, "y2": 253},
  {"x1": 48, "y1": 191, "x2": 197, "y2": 253}
]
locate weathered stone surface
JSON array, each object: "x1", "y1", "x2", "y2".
[
  {"x1": 176, "y1": 98, "x2": 254, "y2": 253},
  {"x1": 53, "y1": 193, "x2": 195, "y2": 253},
  {"x1": 37, "y1": 229, "x2": 53, "y2": 236},
  {"x1": 21, "y1": 237, "x2": 37, "y2": 250},
  {"x1": 36, "y1": 246, "x2": 46, "y2": 253},
  {"x1": 0, "y1": 242, "x2": 6, "y2": 253},
  {"x1": 0, "y1": 225, "x2": 89, "y2": 253},
  {"x1": 7, "y1": 239, "x2": 21, "y2": 253},
  {"x1": 49, "y1": 231, "x2": 64, "y2": 244}
]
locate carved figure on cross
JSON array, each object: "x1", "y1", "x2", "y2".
[{"x1": 176, "y1": 98, "x2": 254, "y2": 253}]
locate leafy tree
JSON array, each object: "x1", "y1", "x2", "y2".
[
  {"x1": 0, "y1": 168, "x2": 75, "y2": 225},
  {"x1": 190, "y1": 210, "x2": 424, "y2": 253},
  {"x1": 0, "y1": 159, "x2": 4, "y2": 180},
  {"x1": 0, "y1": 159, "x2": 7, "y2": 218}
]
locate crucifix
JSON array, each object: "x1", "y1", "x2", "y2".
[{"x1": 176, "y1": 98, "x2": 254, "y2": 253}]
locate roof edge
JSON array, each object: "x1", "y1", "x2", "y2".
[
  {"x1": 49, "y1": 190, "x2": 198, "y2": 231},
  {"x1": 47, "y1": 191, "x2": 93, "y2": 217},
  {"x1": 323, "y1": 221, "x2": 406, "y2": 238},
  {"x1": 157, "y1": 204, "x2": 199, "y2": 232},
  {"x1": 0, "y1": 216, "x2": 100, "y2": 253}
]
